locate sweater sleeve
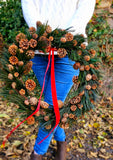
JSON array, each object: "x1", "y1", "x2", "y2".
[
  {"x1": 21, "y1": 0, "x2": 39, "y2": 28},
  {"x1": 70, "y1": 0, "x2": 96, "y2": 36}
]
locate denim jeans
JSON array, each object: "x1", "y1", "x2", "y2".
[{"x1": 31, "y1": 54, "x2": 79, "y2": 155}]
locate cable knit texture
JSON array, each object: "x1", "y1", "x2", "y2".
[{"x1": 21, "y1": 0, "x2": 96, "y2": 36}]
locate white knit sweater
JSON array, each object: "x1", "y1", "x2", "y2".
[{"x1": 21, "y1": 0, "x2": 96, "y2": 54}]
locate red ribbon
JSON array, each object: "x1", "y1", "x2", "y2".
[{"x1": 2, "y1": 48, "x2": 60, "y2": 146}]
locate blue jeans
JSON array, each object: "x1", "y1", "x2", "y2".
[{"x1": 31, "y1": 55, "x2": 79, "y2": 155}]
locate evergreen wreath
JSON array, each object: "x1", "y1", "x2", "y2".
[{"x1": 0, "y1": 21, "x2": 102, "y2": 130}]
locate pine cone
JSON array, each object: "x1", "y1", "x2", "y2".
[
  {"x1": 84, "y1": 55, "x2": 90, "y2": 61},
  {"x1": 57, "y1": 48, "x2": 67, "y2": 58},
  {"x1": 86, "y1": 74, "x2": 92, "y2": 81},
  {"x1": 85, "y1": 85, "x2": 91, "y2": 90},
  {"x1": 70, "y1": 105, "x2": 77, "y2": 111},
  {"x1": 57, "y1": 100, "x2": 64, "y2": 108},
  {"x1": 29, "y1": 97, "x2": 38, "y2": 105},
  {"x1": 70, "y1": 96, "x2": 81, "y2": 104},
  {"x1": 80, "y1": 65, "x2": 85, "y2": 71},
  {"x1": 73, "y1": 62, "x2": 80, "y2": 69},
  {"x1": 40, "y1": 101, "x2": 49, "y2": 109}
]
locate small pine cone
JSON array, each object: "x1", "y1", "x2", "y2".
[
  {"x1": 61, "y1": 117, "x2": 67, "y2": 123},
  {"x1": 77, "y1": 50, "x2": 82, "y2": 56},
  {"x1": 40, "y1": 101, "x2": 49, "y2": 109},
  {"x1": 85, "y1": 65, "x2": 90, "y2": 71},
  {"x1": 98, "y1": 80, "x2": 103, "y2": 85},
  {"x1": 73, "y1": 62, "x2": 80, "y2": 69},
  {"x1": 18, "y1": 61, "x2": 24, "y2": 66},
  {"x1": 24, "y1": 99, "x2": 29, "y2": 105},
  {"x1": 70, "y1": 105, "x2": 77, "y2": 111},
  {"x1": 90, "y1": 99, "x2": 95, "y2": 104},
  {"x1": 84, "y1": 55, "x2": 90, "y2": 61},
  {"x1": 70, "y1": 96, "x2": 81, "y2": 104},
  {"x1": 89, "y1": 49, "x2": 96, "y2": 57},
  {"x1": 92, "y1": 74, "x2": 97, "y2": 80},
  {"x1": 89, "y1": 64, "x2": 94, "y2": 69},
  {"x1": 79, "y1": 90, "x2": 85, "y2": 96},
  {"x1": 7, "y1": 64, "x2": 14, "y2": 71},
  {"x1": 92, "y1": 84, "x2": 97, "y2": 90},
  {"x1": 28, "y1": 27, "x2": 36, "y2": 34},
  {"x1": 69, "y1": 113, "x2": 75, "y2": 119},
  {"x1": 25, "y1": 79, "x2": 36, "y2": 91},
  {"x1": 23, "y1": 61, "x2": 33, "y2": 75},
  {"x1": 16, "y1": 33, "x2": 26, "y2": 42},
  {"x1": 9, "y1": 56, "x2": 19, "y2": 65},
  {"x1": 14, "y1": 72, "x2": 19, "y2": 77},
  {"x1": 73, "y1": 40, "x2": 78, "y2": 46},
  {"x1": 27, "y1": 116, "x2": 35, "y2": 125},
  {"x1": 8, "y1": 73, "x2": 13, "y2": 80},
  {"x1": 35, "y1": 111, "x2": 40, "y2": 117},
  {"x1": 19, "y1": 39, "x2": 29, "y2": 50},
  {"x1": 72, "y1": 75, "x2": 78, "y2": 84},
  {"x1": 29, "y1": 39, "x2": 37, "y2": 48},
  {"x1": 63, "y1": 113, "x2": 69, "y2": 118},
  {"x1": 44, "y1": 116, "x2": 49, "y2": 121},
  {"x1": 85, "y1": 85, "x2": 91, "y2": 90},
  {"x1": 80, "y1": 65, "x2": 85, "y2": 71},
  {"x1": 60, "y1": 37, "x2": 66, "y2": 43},
  {"x1": 49, "y1": 36, "x2": 54, "y2": 41},
  {"x1": 46, "y1": 25, "x2": 52, "y2": 33},
  {"x1": 43, "y1": 32, "x2": 48, "y2": 37},
  {"x1": 26, "y1": 50, "x2": 35, "y2": 59},
  {"x1": 32, "y1": 33, "x2": 38, "y2": 39},
  {"x1": 9, "y1": 90, "x2": 14, "y2": 94},
  {"x1": 11, "y1": 82, "x2": 16, "y2": 89},
  {"x1": 57, "y1": 48, "x2": 67, "y2": 58},
  {"x1": 89, "y1": 91, "x2": 93, "y2": 95},
  {"x1": 19, "y1": 49, "x2": 24, "y2": 54},
  {"x1": 57, "y1": 100, "x2": 64, "y2": 108},
  {"x1": 40, "y1": 109, "x2": 46, "y2": 116},
  {"x1": 36, "y1": 21, "x2": 42, "y2": 27},
  {"x1": 8, "y1": 44, "x2": 18, "y2": 55},
  {"x1": 86, "y1": 74, "x2": 92, "y2": 81},
  {"x1": 81, "y1": 43, "x2": 86, "y2": 49},
  {"x1": 29, "y1": 97, "x2": 38, "y2": 105},
  {"x1": 19, "y1": 89, "x2": 25, "y2": 95},
  {"x1": 31, "y1": 106, "x2": 35, "y2": 110},
  {"x1": 39, "y1": 36, "x2": 47, "y2": 41},
  {"x1": 65, "y1": 33, "x2": 74, "y2": 41},
  {"x1": 77, "y1": 104, "x2": 83, "y2": 109},
  {"x1": 45, "y1": 124, "x2": 51, "y2": 130}
]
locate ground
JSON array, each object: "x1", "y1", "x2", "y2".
[{"x1": 0, "y1": 66, "x2": 113, "y2": 160}]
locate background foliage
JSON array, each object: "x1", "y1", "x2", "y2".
[{"x1": 0, "y1": 0, "x2": 27, "y2": 44}]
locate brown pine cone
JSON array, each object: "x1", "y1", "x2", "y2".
[
  {"x1": 85, "y1": 65, "x2": 90, "y2": 71},
  {"x1": 72, "y1": 75, "x2": 78, "y2": 84},
  {"x1": 70, "y1": 105, "x2": 77, "y2": 111},
  {"x1": 70, "y1": 96, "x2": 81, "y2": 104},
  {"x1": 85, "y1": 85, "x2": 91, "y2": 90},
  {"x1": 57, "y1": 48, "x2": 67, "y2": 58},
  {"x1": 61, "y1": 117, "x2": 67, "y2": 123},
  {"x1": 86, "y1": 74, "x2": 92, "y2": 81},
  {"x1": 73, "y1": 62, "x2": 80, "y2": 69},
  {"x1": 84, "y1": 55, "x2": 90, "y2": 61},
  {"x1": 80, "y1": 65, "x2": 85, "y2": 71},
  {"x1": 63, "y1": 113, "x2": 69, "y2": 118},
  {"x1": 57, "y1": 100, "x2": 64, "y2": 108},
  {"x1": 29, "y1": 97, "x2": 38, "y2": 105},
  {"x1": 81, "y1": 43, "x2": 86, "y2": 49},
  {"x1": 44, "y1": 116, "x2": 49, "y2": 121},
  {"x1": 40, "y1": 101, "x2": 49, "y2": 109}
]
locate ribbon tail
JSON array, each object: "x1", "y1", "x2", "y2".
[
  {"x1": 38, "y1": 48, "x2": 60, "y2": 144},
  {"x1": 2, "y1": 52, "x2": 51, "y2": 147}
]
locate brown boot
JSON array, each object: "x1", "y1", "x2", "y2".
[
  {"x1": 55, "y1": 141, "x2": 67, "y2": 160},
  {"x1": 30, "y1": 151, "x2": 42, "y2": 160}
]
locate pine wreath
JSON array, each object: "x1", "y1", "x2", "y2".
[{"x1": 0, "y1": 21, "x2": 102, "y2": 131}]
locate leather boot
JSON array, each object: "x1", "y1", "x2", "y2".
[
  {"x1": 55, "y1": 141, "x2": 67, "y2": 160},
  {"x1": 30, "y1": 151, "x2": 42, "y2": 160}
]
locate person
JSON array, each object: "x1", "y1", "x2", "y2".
[{"x1": 21, "y1": 0, "x2": 96, "y2": 159}]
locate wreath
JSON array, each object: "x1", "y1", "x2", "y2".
[{"x1": 0, "y1": 21, "x2": 102, "y2": 131}]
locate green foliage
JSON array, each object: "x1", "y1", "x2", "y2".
[
  {"x1": 0, "y1": 0, "x2": 27, "y2": 44},
  {"x1": 86, "y1": 12, "x2": 113, "y2": 65}
]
